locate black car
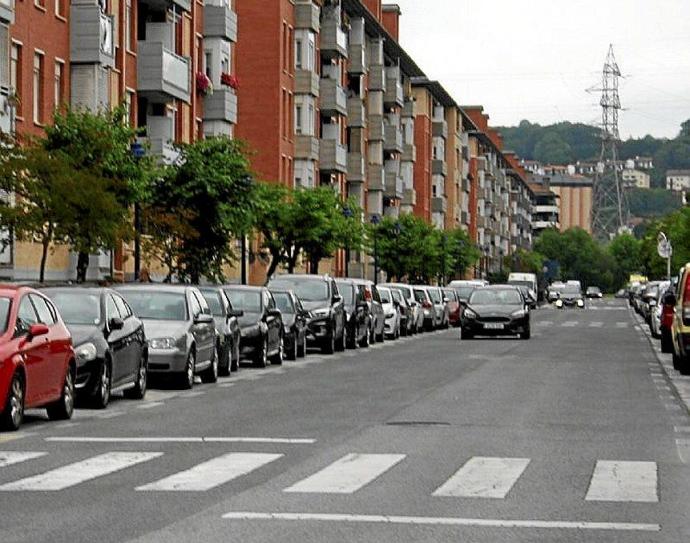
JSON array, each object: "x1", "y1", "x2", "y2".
[
  {"x1": 335, "y1": 279, "x2": 371, "y2": 348},
  {"x1": 271, "y1": 290, "x2": 309, "y2": 360},
  {"x1": 586, "y1": 286, "x2": 603, "y2": 299},
  {"x1": 42, "y1": 287, "x2": 148, "y2": 408},
  {"x1": 516, "y1": 285, "x2": 538, "y2": 310},
  {"x1": 555, "y1": 284, "x2": 585, "y2": 308},
  {"x1": 267, "y1": 274, "x2": 346, "y2": 354},
  {"x1": 460, "y1": 286, "x2": 531, "y2": 340},
  {"x1": 198, "y1": 286, "x2": 243, "y2": 375},
  {"x1": 222, "y1": 286, "x2": 283, "y2": 368}
]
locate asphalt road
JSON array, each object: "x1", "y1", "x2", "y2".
[{"x1": 1, "y1": 298, "x2": 689, "y2": 543}]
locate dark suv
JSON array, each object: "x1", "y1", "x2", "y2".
[{"x1": 268, "y1": 274, "x2": 346, "y2": 354}]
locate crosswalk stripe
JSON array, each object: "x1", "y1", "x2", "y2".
[
  {"x1": 585, "y1": 461, "x2": 658, "y2": 502},
  {"x1": 433, "y1": 456, "x2": 530, "y2": 499},
  {"x1": 284, "y1": 453, "x2": 405, "y2": 494},
  {"x1": 589, "y1": 321, "x2": 604, "y2": 328},
  {"x1": 136, "y1": 452, "x2": 282, "y2": 492},
  {"x1": 0, "y1": 452, "x2": 47, "y2": 468},
  {"x1": 539, "y1": 321, "x2": 554, "y2": 327},
  {"x1": 615, "y1": 322, "x2": 629, "y2": 328},
  {"x1": 562, "y1": 321, "x2": 579, "y2": 327},
  {"x1": 0, "y1": 452, "x2": 162, "y2": 491}
]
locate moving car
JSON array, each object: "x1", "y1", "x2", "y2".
[
  {"x1": 0, "y1": 286, "x2": 75, "y2": 431},
  {"x1": 271, "y1": 289, "x2": 309, "y2": 360},
  {"x1": 515, "y1": 285, "x2": 538, "y2": 310},
  {"x1": 413, "y1": 286, "x2": 435, "y2": 331},
  {"x1": 547, "y1": 282, "x2": 565, "y2": 304},
  {"x1": 223, "y1": 285, "x2": 283, "y2": 367},
  {"x1": 267, "y1": 274, "x2": 346, "y2": 354},
  {"x1": 448, "y1": 280, "x2": 485, "y2": 308},
  {"x1": 381, "y1": 283, "x2": 422, "y2": 334},
  {"x1": 335, "y1": 279, "x2": 371, "y2": 348},
  {"x1": 198, "y1": 286, "x2": 243, "y2": 375},
  {"x1": 508, "y1": 273, "x2": 538, "y2": 301},
  {"x1": 116, "y1": 285, "x2": 218, "y2": 389},
  {"x1": 43, "y1": 287, "x2": 148, "y2": 408},
  {"x1": 554, "y1": 284, "x2": 585, "y2": 309},
  {"x1": 443, "y1": 288, "x2": 462, "y2": 327},
  {"x1": 350, "y1": 278, "x2": 385, "y2": 343},
  {"x1": 586, "y1": 286, "x2": 603, "y2": 299},
  {"x1": 460, "y1": 285, "x2": 531, "y2": 340},
  {"x1": 378, "y1": 286, "x2": 401, "y2": 339}
]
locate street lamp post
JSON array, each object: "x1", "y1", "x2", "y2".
[
  {"x1": 342, "y1": 207, "x2": 353, "y2": 277},
  {"x1": 440, "y1": 233, "x2": 447, "y2": 285},
  {"x1": 371, "y1": 214, "x2": 381, "y2": 284},
  {"x1": 394, "y1": 221, "x2": 401, "y2": 281},
  {"x1": 130, "y1": 141, "x2": 146, "y2": 281},
  {"x1": 499, "y1": 247, "x2": 504, "y2": 277}
]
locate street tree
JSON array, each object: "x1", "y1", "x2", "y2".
[{"x1": 607, "y1": 233, "x2": 642, "y2": 287}]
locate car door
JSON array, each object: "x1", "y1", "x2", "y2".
[
  {"x1": 330, "y1": 280, "x2": 345, "y2": 337},
  {"x1": 191, "y1": 291, "x2": 214, "y2": 363},
  {"x1": 16, "y1": 296, "x2": 52, "y2": 405},
  {"x1": 264, "y1": 291, "x2": 280, "y2": 352},
  {"x1": 103, "y1": 293, "x2": 128, "y2": 387},
  {"x1": 371, "y1": 286, "x2": 384, "y2": 334},
  {"x1": 113, "y1": 293, "x2": 142, "y2": 384},
  {"x1": 28, "y1": 294, "x2": 67, "y2": 399}
]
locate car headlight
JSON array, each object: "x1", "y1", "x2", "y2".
[
  {"x1": 75, "y1": 342, "x2": 97, "y2": 362},
  {"x1": 511, "y1": 310, "x2": 526, "y2": 318},
  {"x1": 555, "y1": 299, "x2": 563, "y2": 307},
  {"x1": 463, "y1": 309, "x2": 477, "y2": 319},
  {"x1": 148, "y1": 337, "x2": 179, "y2": 350},
  {"x1": 577, "y1": 299, "x2": 585, "y2": 307},
  {"x1": 311, "y1": 308, "x2": 330, "y2": 318}
]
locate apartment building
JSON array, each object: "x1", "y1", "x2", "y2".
[
  {"x1": 622, "y1": 168, "x2": 650, "y2": 189},
  {"x1": 504, "y1": 152, "x2": 533, "y2": 253}
]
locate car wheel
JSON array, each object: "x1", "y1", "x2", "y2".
[
  {"x1": 335, "y1": 326, "x2": 346, "y2": 352},
  {"x1": 47, "y1": 368, "x2": 75, "y2": 421},
  {"x1": 91, "y1": 359, "x2": 111, "y2": 409},
  {"x1": 231, "y1": 339, "x2": 240, "y2": 372},
  {"x1": 254, "y1": 336, "x2": 269, "y2": 368},
  {"x1": 178, "y1": 350, "x2": 196, "y2": 389},
  {"x1": 323, "y1": 328, "x2": 336, "y2": 354},
  {"x1": 218, "y1": 341, "x2": 231, "y2": 377},
  {"x1": 297, "y1": 332, "x2": 307, "y2": 358},
  {"x1": 520, "y1": 327, "x2": 531, "y2": 340},
  {"x1": 460, "y1": 328, "x2": 474, "y2": 340},
  {"x1": 286, "y1": 332, "x2": 297, "y2": 361},
  {"x1": 360, "y1": 323, "x2": 370, "y2": 348},
  {"x1": 661, "y1": 330, "x2": 673, "y2": 354},
  {"x1": 201, "y1": 346, "x2": 219, "y2": 383},
  {"x1": 0, "y1": 373, "x2": 24, "y2": 431},
  {"x1": 124, "y1": 354, "x2": 147, "y2": 400},
  {"x1": 271, "y1": 335, "x2": 284, "y2": 365}
]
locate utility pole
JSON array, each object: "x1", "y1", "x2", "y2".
[{"x1": 589, "y1": 45, "x2": 628, "y2": 240}]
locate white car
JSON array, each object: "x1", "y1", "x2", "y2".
[
  {"x1": 378, "y1": 287, "x2": 401, "y2": 339},
  {"x1": 380, "y1": 283, "x2": 422, "y2": 334}
]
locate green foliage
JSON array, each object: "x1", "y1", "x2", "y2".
[
  {"x1": 533, "y1": 132, "x2": 573, "y2": 164},
  {"x1": 607, "y1": 233, "x2": 642, "y2": 287},
  {"x1": 506, "y1": 248, "x2": 545, "y2": 275},
  {"x1": 628, "y1": 188, "x2": 682, "y2": 218},
  {"x1": 639, "y1": 209, "x2": 690, "y2": 279}
]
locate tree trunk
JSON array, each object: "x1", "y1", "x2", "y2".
[
  {"x1": 76, "y1": 251, "x2": 90, "y2": 283},
  {"x1": 310, "y1": 256, "x2": 319, "y2": 275},
  {"x1": 39, "y1": 226, "x2": 52, "y2": 284},
  {"x1": 266, "y1": 251, "x2": 281, "y2": 280}
]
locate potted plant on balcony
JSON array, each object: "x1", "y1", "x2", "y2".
[
  {"x1": 196, "y1": 72, "x2": 213, "y2": 97},
  {"x1": 220, "y1": 73, "x2": 239, "y2": 90}
]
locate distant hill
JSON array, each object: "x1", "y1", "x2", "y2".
[{"x1": 496, "y1": 120, "x2": 690, "y2": 188}]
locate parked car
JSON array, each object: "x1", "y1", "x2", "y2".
[
  {"x1": 378, "y1": 286, "x2": 401, "y2": 339},
  {"x1": 335, "y1": 279, "x2": 371, "y2": 348},
  {"x1": 586, "y1": 286, "x2": 603, "y2": 299},
  {"x1": 198, "y1": 286, "x2": 243, "y2": 375},
  {"x1": 0, "y1": 286, "x2": 75, "y2": 431},
  {"x1": 615, "y1": 288, "x2": 628, "y2": 299},
  {"x1": 271, "y1": 289, "x2": 309, "y2": 360},
  {"x1": 390, "y1": 288, "x2": 413, "y2": 336},
  {"x1": 460, "y1": 285, "x2": 531, "y2": 340},
  {"x1": 42, "y1": 287, "x2": 148, "y2": 408},
  {"x1": 223, "y1": 285, "x2": 283, "y2": 367},
  {"x1": 554, "y1": 284, "x2": 585, "y2": 309},
  {"x1": 660, "y1": 286, "x2": 676, "y2": 354},
  {"x1": 427, "y1": 286, "x2": 449, "y2": 328},
  {"x1": 669, "y1": 265, "x2": 690, "y2": 373},
  {"x1": 382, "y1": 283, "x2": 422, "y2": 334},
  {"x1": 115, "y1": 285, "x2": 218, "y2": 389},
  {"x1": 442, "y1": 288, "x2": 462, "y2": 327},
  {"x1": 547, "y1": 282, "x2": 565, "y2": 304},
  {"x1": 413, "y1": 286, "x2": 435, "y2": 331},
  {"x1": 649, "y1": 281, "x2": 670, "y2": 339},
  {"x1": 268, "y1": 274, "x2": 346, "y2": 354},
  {"x1": 350, "y1": 278, "x2": 386, "y2": 343},
  {"x1": 639, "y1": 282, "x2": 660, "y2": 324}
]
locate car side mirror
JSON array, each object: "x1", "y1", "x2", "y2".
[
  {"x1": 228, "y1": 309, "x2": 244, "y2": 318},
  {"x1": 267, "y1": 308, "x2": 282, "y2": 318},
  {"x1": 332, "y1": 294, "x2": 343, "y2": 305},
  {"x1": 109, "y1": 317, "x2": 125, "y2": 331},
  {"x1": 194, "y1": 313, "x2": 214, "y2": 324},
  {"x1": 28, "y1": 323, "x2": 49, "y2": 339},
  {"x1": 442, "y1": 297, "x2": 450, "y2": 303}
]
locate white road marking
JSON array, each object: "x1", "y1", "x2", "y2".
[
  {"x1": 136, "y1": 452, "x2": 283, "y2": 492},
  {"x1": 284, "y1": 453, "x2": 405, "y2": 494},
  {"x1": 180, "y1": 391, "x2": 205, "y2": 398},
  {"x1": 93, "y1": 410, "x2": 127, "y2": 419},
  {"x1": 615, "y1": 322, "x2": 629, "y2": 328},
  {"x1": 0, "y1": 452, "x2": 162, "y2": 491},
  {"x1": 45, "y1": 436, "x2": 316, "y2": 444},
  {"x1": 538, "y1": 321, "x2": 553, "y2": 327},
  {"x1": 561, "y1": 321, "x2": 579, "y2": 327},
  {"x1": 218, "y1": 382, "x2": 235, "y2": 388},
  {"x1": 433, "y1": 457, "x2": 530, "y2": 499},
  {"x1": 589, "y1": 321, "x2": 604, "y2": 328},
  {"x1": 136, "y1": 401, "x2": 164, "y2": 409},
  {"x1": 585, "y1": 461, "x2": 658, "y2": 502},
  {"x1": 221, "y1": 512, "x2": 659, "y2": 532},
  {"x1": 0, "y1": 452, "x2": 47, "y2": 468},
  {"x1": 674, "y1": 426, "x2": 690, "y2": 433}
]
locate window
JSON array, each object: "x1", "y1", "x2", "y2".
[
  {"x1": 295, "y1": 39, "x2": 302, "y2": 69},
  {"x1": 0, "y1": 24, "x2": 7, "y2": 89},
  {"x1": 113, "y1": 295, "x2": 132, "y2": 318},
  {"x1": 54, "y1": 61, "x2": 63, "y2": 109},
  {"x1": 35, "y1": 0, "x2": 46, "y2": 9},
  {"x1": 125, "y1": 0, "x2": 133, "y2": 51},
  {"x1": 189, "y1": 292, "x2": 202, "y2": 318},
  {"x1": 33, "y1": 52, "x2": 44, "y2": 124},
  {"x1": 106, "y1": 295, "x2": 120, "y2": 320},
  {"x1": 10, "y1": 43, "x2": 21, "y2": 115},
  {"x1": 55, "y1": 0, "x2": 66, "y2": 17},
  {"x1": 16, "y1": 296, "x2": 38, "y2": 336},
  {"x1": 30, "y1": 295, "x2": 56, "y2": 325},
  {"x1": 295, "y1": 104, "x2": 302, "y2": 134}
]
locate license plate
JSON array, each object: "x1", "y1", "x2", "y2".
[{"x1": 483, "y1": 323, "x2": 504, "y2": 330}]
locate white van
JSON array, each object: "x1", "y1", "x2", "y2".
[{"x1": 508, "y1": 273, "x2": 538, "y2": 294}]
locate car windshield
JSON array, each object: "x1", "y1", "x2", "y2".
[
  {"x1": 48, "y1": 292, "x2": 102, "y2": 325},
  {"x1": 199, "y1": 290, "x2": 224, "y2": 317},
  {"x1": 509, "y1": 280, "x2": 534, "y2": 289},
  {"x1": 379, "y1": 289, "x2": 392, "y2": 303},
  {"x1": 587, "y1": 287, "x2": 601, "y2": 293},
  {"x1": 224, "y1": 289, "x2": 262, "y2": 312},
  {"x1": 443, "y1": 289, "x2": 457, "y2": 301},
  {"x1": 469, "y1": 289, "x2": 523, "y2": 305},
  {"x1": 392, "y1": 285, "x2": 411, "y2": 299},
  {"x1": 272, "y1": 292, "x2": 294, "y2": 314},
  {"x1": 561, "y1": 285, "x2": 581, "y2": 295},
  {"x1": 335, "y1": 283, "x2": 355, "y2": 304},
  {"x1": 391, "y1": 290, "x2": 403, "y2": 303},
  {"x1": 270, "y1": 279, "x2": 329, "y2": 302},
  {"x1": 453, "y1": 286, "x2": 475, "y2": 299},
  {"x1": 122, "y1": 291, "x2": 187, "y2": 321},
  {"x1": 428, "y1": 289, "x2": 442, "y2": 303},
  {"x1": 0, "y1": 297, "x2": 10, "y2": 334},
  {"x1": 414, "y1": 289, "x2": 427, "y2": 303}
]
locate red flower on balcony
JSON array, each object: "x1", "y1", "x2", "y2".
[
  {"x1": 220, "y1": 73, "x2": 239, "y2": 90},
  {"x1": 196, "y1": 72, "x2": 213, "y2": 96}
]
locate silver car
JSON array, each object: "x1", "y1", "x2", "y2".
[
  {"x1": 116, "y1": 285, "x2": 218, "y2": 389},
  {"x1": 380, "y1": 283, "x2": 421, "y2": 334},
  {"x1": 412, "y1": 286, "x2": 435, "y2": 331},
  {"x1": 427, "y1": 286, "x2": 449, "y2": 328}
]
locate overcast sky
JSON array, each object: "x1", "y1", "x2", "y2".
[{"x1": 394, "y1": 0, "x2": 690, "y2": 139}]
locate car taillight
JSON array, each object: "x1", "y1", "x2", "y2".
[
  {"x1": 364, "y1": 289, "x2": 372, "y2": 301},
  {"x1": 423, "y1": 300, "x2": 433, "y2": 309}
]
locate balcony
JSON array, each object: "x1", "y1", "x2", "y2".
[
  {"x1": 535, "y1": 204, "x2": 560, "y2": 214},
  {"x1": 402, "y1": 189, "x2": 416, "y2": 207},
  {"x1": 401, "y1": 143, "x2": 416, "y2": 163},
  {"x1": 70, "y1": 5, "x2": 115, "y2": 67},
  {"x1": 295, "y1": 135, "x2": 319, "y2": 161},
  {"x1": 0, "y1": 87, "x2": 13, "y2": 133},
  {"x1": 432, "y1": 159, "x2": 447, "y2": 177},
  {"x1": 295, "y1": 69, "x2": 319, "y2": 96},
  {"x1": 137, "y1": 40, "x2": 191, "y2": 103},
  {"x1": 347, "y1": 98, "x2": 366, "y2": 128},
  {"x1": 347, "y1": 152, "x2": 365, "y2": 182},
  {"x1": 320, "y1": 78, "x2": 347, "y2": 116},
  {"x1": 402, "y1": 99, "x2": 414, "y2": 118},
  {"x1": 319, "y1": 139, "x2": 347, "y2": 173},
  {"x1": 368, "y1": 115, "x2": 384, "y2": 141},
  {"x1": 295, "y1": 1, "x2": 319, "y2": 31},
  {"x1": 384, "y1": 171, "x2": 404, "y2": 199},
  {"x1": 432, "y1": 118, "x2": 448, "y2": 139},
  {"x1": 142, "y1": 116, "x2": 179, "y2": 164},
  {"x1": 70, "y1": 64, "x2": 110, "y2": 110},
  {"x1": 384, "y1": 67, "x2": 404, "y2": 107},
  {"x1": 384, "y1": 124, "x2": 403, "y2": 153},
  {"x1": 432, "y1": 197, "x2": 447, "y2": 214},
  {"x1": 348, "y1": 43, "x2": 366, "y2": 75},
  {"x1": 367, "y1": 165, "x2": 385, "y2": 191},
  {"x1": 321, "y1": 13, "x2": 348, "y2": 59},
  {"x1": 534, "y1": 220, "x2": 560, "y2": 230},
  {"x1": 203, "y1": 87, "x2": 237, "y2": 125},
  {"x1": 0, "y1": 0, "x2": 13, "y2": 23},
  {"x1": 204, "y1": 2, "x2": 238, "y2": 43},
  {"x1": 368, "y1": 65, "x2": 385, "y2": 92}
]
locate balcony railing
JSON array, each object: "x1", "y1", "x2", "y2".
[
  {"x1": 402, "y1": 188, "x2": 416, "y2": 207},
  {"x1": 321, "y1": 14, "x2": 348, "y2": 58},
  {"x1": 368, "y1": 115, "x2": 384, "y2": 141},
  {"x1": 402, "y1": 99, "x2": 414, "y2": 118},
  {"x1": 384, "y1": 67, "x2": 404, "y2": 107},
  {"x1": 368, "y1": 65, "x2": 385, "y2": 92},
  {"x1": 295, "y1": 70, "x2": 319, "y2": 96},
  {"x1": 367, "y1": 164, "x2": 385, "y2": 191},
  {"x1": 384, "y1": 124, "x2": 403, "y2": 153},
  {"x1": 319, "y1": 139, "x2": 347, "y2": 173},
  {"x1": 401, "y1": 143, "x2": 416, "y2": 163},
  {"x1": 320, "y1": 78, "x2": 347, "y2": 116},
  {"x1": 70, "y1": 6, "x2": 115, "y2": 67},
  {"x1": 137, "y1": 40, "x2": 191, "y2": 103},
  {"x1": 432, "y1": 118, "x2": 448, "y2": 139},
  {"x1": 432, "y1": 159, "x2": 447, "y2": 177},
  {"x1": 432, "y1": 197, "x2": 448, "y2": 214},
  {"x1": 0, "y1": 0, "x2": 14, "y2": 23},
  {"x1": 204, "y1": 87, "x2": 237, "y2": 125},
  {"x1": 347, "y1": 98, "x2": 365, "y2": 128},
  {"x1": 142, "y1": 116, "x2": 179, "y2": 164},
  {"x1": 347, "y1": 152, "x2": 365, "y2": 182},
  {"x1": 295, "y1": 2, "x2": 320, "y2": 31},
  {"x1": 295, "y1": 135, "x2": 319, "y2": 161},
  {"x1": 204, "y1": 3, "x2": 238, "y2": 42},
  {"x1": 384, "y1": 171, "x2": 404, "y2": 199},
  {"x1": 348, "y1": 43, "x2": 366, "y2": 75}
]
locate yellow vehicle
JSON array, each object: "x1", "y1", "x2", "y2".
[{"x1": 670, "y1": 263, "x2": 690, "y2": 374}]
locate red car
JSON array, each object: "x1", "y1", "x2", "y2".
[
  {"x1": 0, "y1": 286, "x2": 75, "y2": 431},
  {"x1": 443, "y1": 288, "x2": 462, "y2": 327}
]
